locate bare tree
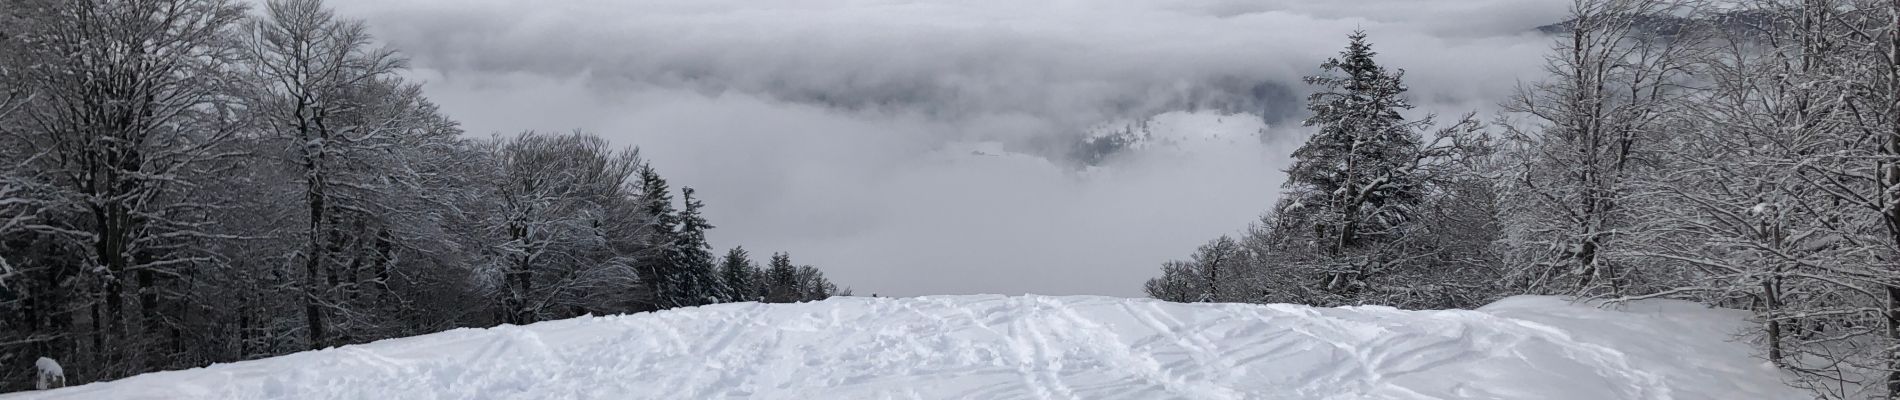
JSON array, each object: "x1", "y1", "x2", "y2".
[
  {"x1": 0, "y1": 0, "x2": 856, "y2": 390},
  {"x1": 1499, "y1": 0, "x2": 1709, "y2": 297},
  {"x1": 242, "y1": 0, "x2": 462, "y2": 348},
  {"x1": 483, "y1": 131, "x2": 645, "y2": 325},
  {"x1": 1141, "y1": 236, "x2": 1250, "y2": 303},
  {"x1": 3, "y1": 0, "x2": 248, "y2": 378}
]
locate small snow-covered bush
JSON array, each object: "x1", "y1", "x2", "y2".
[{"x1": 34, "y1": 357, "x2": 64, "y2": 390}]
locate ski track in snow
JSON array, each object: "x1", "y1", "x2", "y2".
[{"x1": 6, "y1": 295, "x2": 1805, "y2": 400}]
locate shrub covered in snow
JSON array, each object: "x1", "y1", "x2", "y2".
[{"x1": 32, "y1": 358, "x2": 61, "y2": 391}]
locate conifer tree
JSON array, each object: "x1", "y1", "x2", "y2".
[
  {"x1": 634, "y1": 165, "x2": 680, "y2": 310},
  {"x1": 746, "y1": 262, "x2": 768, "y2": 301},
  {"x1": 664, "y1": 187, "x2": 721, "y2": 307},
  {"x1": 719, "y1": 247, "x2": 757, "y2": 302},
  {"x1": 1272, "y1": 31, "x2": 1428, "y2": 297},
  {"x1": 765, "y1": 252, "x2": 799, "y2": 303}
]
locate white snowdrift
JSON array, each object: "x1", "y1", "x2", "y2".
[{"x1": 7, "y1": 295, "x2": 1801, "y2": 399}]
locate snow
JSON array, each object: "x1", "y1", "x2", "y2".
[
  {"x1": 30, "y1": 358, "x2": 61, "y2": 391},
  {"x1": 7, "y1": 295, "x2": 1801, "y2": 399},
  {"x1": 29, "y1": 359, "x2": 57, "y2": 379},
  {"x1": 1084, "y1": 111, "x2": 1267, "y2": 153}
]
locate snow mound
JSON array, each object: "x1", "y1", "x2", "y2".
[{"x1": 8, "y1": 295, "x2": 1801, "y2": 399}]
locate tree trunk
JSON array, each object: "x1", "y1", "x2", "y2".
[
  {"x1": 304, "y1": 185, "x2": 326, "y2": 350},
  {"x1": 1763, "y1": 276, "x2": 1784, "y2": 366},
  {"x1": 1881, "y1": 3, "x2": 1900, "y2": 395},
  {"x1": 1888, "y1": 286, "x2": 1900, "y2": 398}
]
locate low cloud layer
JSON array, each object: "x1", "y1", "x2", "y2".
[{"x1": 329, "y1": 0, "x2": 1566, "y2": 296}]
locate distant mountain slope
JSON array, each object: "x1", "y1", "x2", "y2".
[
  {"x1": 1535, "y1": 9, "x2": 1783, "y2": 37},
  {"x1": 5, "y1": 295, "x2": 1801, "y2": 400},
  {"x1": 1071, "y1": 111, "x2": 1268, "y2": 166}
]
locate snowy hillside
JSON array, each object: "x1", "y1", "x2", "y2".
[
  {"x1": 1084, "y1": 111, "x2": 1267, "y2": 151},
  {"x1": 7, "y1": 295, "x2": 1800, "y2": 400},
  {"x1": 1072, "y1": 111, "x2": 1269, "y2": 166}
]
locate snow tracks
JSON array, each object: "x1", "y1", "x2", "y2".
[{"x1": 8, "y1": 295, "x2": 1804, "y2": 399}]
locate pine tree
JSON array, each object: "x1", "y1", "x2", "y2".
[
  {"x1": 765, "y1": 252, "x2": 799, "y2": 303},
  {"x1": 634, "y1": 165, "x2": 680, "y2": 310},
  {"x1": 1274, "y1": 31, "x2": 1427, "y2": 297},
  {"x1": 665, "y1": 187, "x2": 721, "y2": 308},
  {"x1": 746, "y1": 262, "x2": 768, "y2": 301},
  {"x1": 719, "y1": 247, "x2": 757, "y2": 302}
]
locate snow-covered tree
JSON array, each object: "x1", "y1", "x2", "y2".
[
  {"x1": 1142, "y1": 261, "x2": 1198, "y2": 303},
  {"x1": 1239, "y1": 32, "x2": 1493, "y2": 307},
  {"x1": 1274, "y1": 31, "x2": 1431, "y2": 299},
  {"x1": 1282, "y1": 31, "x2": 1426, "y2": 251},
  {"x1": 632, "y1": 165, "x2": 679, "y2": 310},
  {"x1": 3, "y1": 0, "x2": 249, "y2": 378},
  {"x1": 0, "y1": 0, "x2": 858, "y2": 390},
  {"x1": 792, "y1": 265, "x2": 847, "y2": 300},
  {"x1": 242, "y1": 0, "x2": 474, "y2": 348},
  {"x1": 1142, "y1": 236, "x2": 1250, "y2": 303},
  {"x1": 719, "y1": 247, "x2": 758, "y2": 302},
  {"x1": 764, "y1": 252, "x2": 799, "y2": 303},
  {"x1": 659, "y1": 187, "x2": 721, "y2": 308},
  {"x1": 1497, "y1": 0, "x2": 1705, "y2": 298},
  {"x1": 485, "y1": 131, "x2": 644, "y2": 325},
  {"x1": 1748, "y1": 1, "x2": 1900, "y2": 396},
  {"x1": 1618, "y1": 0, "x2": 1844, "y2": 372}
]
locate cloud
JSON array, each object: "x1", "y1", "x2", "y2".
[{"x1": 328, "y1": 0, "x2": 1567, "y2": 296}]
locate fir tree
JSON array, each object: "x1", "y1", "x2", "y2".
[
  {"x1": 665, "y1": 187, "x2": 721, "y2": 307},
  {"x1": 634, "y1": 164, "x2": 680, "y2": 310},
  {"x1": 746, "y1": 262, "x2": 768, "y2": 301},
  {"x1": 1275, "y1": 31, "x2": 1427, "y2": 297},
  {"x1": 719, "y1": 247, "x2": 757, "y2": 302},
  {"x1": 765, "y1": 252, "x2": 799, "y2": 303}
]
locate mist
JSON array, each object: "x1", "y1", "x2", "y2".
[{"x1": 326, "y1": 0, "x2": 1566, "y2": 296}]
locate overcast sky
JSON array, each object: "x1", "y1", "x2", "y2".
[{"x1": 324, "y1": 0, "x2": 1566, "y2": 297}]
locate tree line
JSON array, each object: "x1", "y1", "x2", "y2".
[
  {"x1": 0, "y1": 0, "x2": 847, "y2": 390},
  {"x1": 1145, "y1": 0, "x2": 1900, "y2": 398}
]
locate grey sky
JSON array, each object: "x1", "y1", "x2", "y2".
[{"x1": 325, "y1": 0, "x2": 1565, "y2": 297}]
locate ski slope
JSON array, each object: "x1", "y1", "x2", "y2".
[{"x1": 8, "y1": 295, "x2": 1801, "y2": 399}]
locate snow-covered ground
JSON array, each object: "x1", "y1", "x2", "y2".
[{"x1": 7, "y1": 295, "x2": 1801, "y2": 399}]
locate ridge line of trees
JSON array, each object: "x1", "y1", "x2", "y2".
[{"x1": 0, "y1": 0, "x2": 850, "y2": 390}]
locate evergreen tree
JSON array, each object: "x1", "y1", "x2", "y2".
[
  {"x1": 764, "y1": 252, "x2": 799, "y2": 303},
  {"x1": 719, "y1": 247, "x2": 757, "y2": 302},
  {"x1": 746, "y1": 262, "x2": 768, "y2": 301},
  {"x1": 634, "y1": 165, "x2": 680, "y2": 310},
  {"x1": 1284, "y1": 31, "x2": 1424, "y2": 251},
  {"x1": 1272, "y1": 31, "x2": 1428, "y2": 298},
  {"x1": 664, "y1": 187, "x2": 721, "y2": 308}
]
